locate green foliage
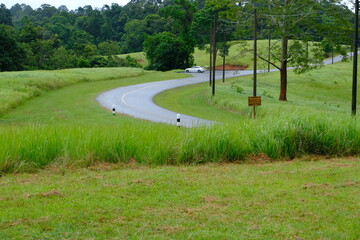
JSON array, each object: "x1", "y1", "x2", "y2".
[
  {"x1": 0, "y1": 3, "x2": 12, "y2": 25},
  {"x1": 121, "y1": 19, "x2": 147, "y2": 53},
  {"x1": 125, "y1": 55, "x2": 142, "y2": 68},
  {"x1": 144, "y1": 32, "x2": 193, "y2": 71},
  {"x1": 0, "y1": 0, "x2": 354, "y2": 73},
  {"x1": 0, "y1": 24, "x2": 24, "y2": 71},
  {"x1": 98, "y1": 40, "x2": 121, "y2": 55},
  {"x1": 49, "y1": 46, "x2": 74, "y2": 69}
]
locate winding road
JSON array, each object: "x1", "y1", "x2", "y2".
[{"x1": 96, "y1": 54, "x2": 347, "y2": 127}]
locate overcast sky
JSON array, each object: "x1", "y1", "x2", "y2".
[
  {"x1": 1, "y1": 0, "x2": 130, "y2": 11},
  {"x1": 1, "y1": 0, "x2": 354, "y2": 12}
]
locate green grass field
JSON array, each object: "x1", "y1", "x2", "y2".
[{"x1": 1, "y1": 158, "x2": 359, "y2": 239}]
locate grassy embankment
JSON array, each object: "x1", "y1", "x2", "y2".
[{"x1": 0, "y1": 67, "x2": 145, "y2": 117}]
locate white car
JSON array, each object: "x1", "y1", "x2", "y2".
[{"x1": 185, "y1": 66, "x2": 206, "y2": 73}]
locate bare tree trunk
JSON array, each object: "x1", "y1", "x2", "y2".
[{"x1": 279, "y1": 37, "x2": 288, "y2": 101}]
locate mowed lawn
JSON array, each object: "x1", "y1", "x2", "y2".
[{"x1": 1, "y1": 158, "x2": 360, "y2": 239}]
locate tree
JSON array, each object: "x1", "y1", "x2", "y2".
[
  {"x1": 238, "y1": 0, "x2": 327, "y2": 101},
  {"x1": 98, "y1": 40, "x2": 121, "y2": 55},
  {"x1": 0, "y1": 4, "x2": 12, "y2": 25},
  {"x1": 49, "y1": 46, "x2": 74, "y2": 69},
  {"x1": 161, "y1": 0, "x2": 197, "y2": 66},
  {"x1": 143, "y1": 32, "x2": 191, "y2": 71},
  {"x1": 0, "y1": 24, "x2": 24, "y2": 71},
  {"x1": 121, "y1": 19, "x2": 147, "y2": 53}
]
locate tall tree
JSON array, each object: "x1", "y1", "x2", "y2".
[
  {"x1": 121, "y1": 19, "x2": 147, "y2": 53},
  {"x1": 143, "y1": 31, "x2": 189, "y2": 71},
  {"x1": 161, "y1": 0, "x2": 197, "y2": 66},
  {"x1": 0, "y1": 4, "x2": 12, "y2": 25},
  {"x1": 0, "y1": 24, "x2": 24, "y2": 71},
  {"x1": 238, "y1": 0, "x2": 327, "y2": 101}
]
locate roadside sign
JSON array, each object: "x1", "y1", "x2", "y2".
[{"x1": 248, "y1": 96, "x2": 261, "y2": 106}]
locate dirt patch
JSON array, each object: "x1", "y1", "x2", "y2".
[
  {"x1": 214, "y1": 64, "x2": 248, "y2": 70},
  {"x1": 303, "y1": 183, "x2": 332, "y2": 189},
  {"x1": 25, "y1": 190, "x2": 64, "y2": 198},
  {"x1": 88, "y1": 162, "x2": 119, "y2": 171},
  {"x1": 246, "y1": 153, "x2": 273, "y2": 164},
  {"x1": 158, "y1": 226, "x2": 185, "y2": 233},
  {"x1": 132, "y1": 179, "x2": 154, "y2": 186},
  {"x1": 202, "y1": 195, "x2": 221, "y2": 203},
  {"x1": 335, "y1": 181, "x2": 359, "y2": 188},
  {"x1": 7, "y1": 217, "x2": 49, "y2": 227}
]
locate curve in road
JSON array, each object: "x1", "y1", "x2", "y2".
[{"x1": 96, "y1": 54, "x2": 348, "y2": 127}]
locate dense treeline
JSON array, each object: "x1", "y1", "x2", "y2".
[{"x1": 0, "y1": 0, "x2": 354, "y2": 72}]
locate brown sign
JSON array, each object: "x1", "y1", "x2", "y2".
[{"x1": 248, "y1": 96, "x2": 261, "y2": 106}]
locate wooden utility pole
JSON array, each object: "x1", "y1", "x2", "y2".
[
  {"x1": 253, "y1": 8, "x2": 257, "y2": 97},
  {"x1": 268, "y1": 32, "x2": 271, "y2": 72},
  {"x1": 209, "y1": 23, "x2": 213, "y2": 87},
  {"x1": 353, "y1": 0, "x2": 359, "y2": 116},
  {"x1": 212, "y1": 14, "x2": 218, "y2": 96},
  {"x1": 222, "y1": 31, "x2": 226, "y2": 83},
  {"x1": 253, "y1": 8, "x2": 258, "y2": 118}
]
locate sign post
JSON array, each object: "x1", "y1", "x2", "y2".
[
  {"x1": 248, "y1": 96, "x2": 261, "y2": 119},
  {"x1": 249, "y1": 10, "x2": 261, "y2": 119}
]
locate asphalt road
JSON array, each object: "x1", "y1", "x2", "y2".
[{"x1": 96, "y1": 54, "x2": 348, "y2": 127}]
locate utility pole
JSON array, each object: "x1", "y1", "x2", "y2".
[
  {"x1": 212, "y1": 14, "x2": 217, "y2": 96},
  {"x1": 352, "y1": 0, "x2": 359, "y2": 116},
  {"x1": 253, "y1": 8, "x2": 258, "y2": 119},
  {"x1": 223, "y1": 31, "x2": 226, "y2": 83},
  {"x1": 253, "y1": 8, "x2": 257, "y2": 97},
  {"x1": 209, "y1": 23, "x2": 213, "y2": 87},
  {"x1": 268, "y1": 32, "x2": 271, "y2": 72}
]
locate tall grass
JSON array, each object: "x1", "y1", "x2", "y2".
[
  {"x1": 1, "y1": 115, "x2": 359, "y2": 174},
  {"x1": 0, "y1": 68, "x2": 144, "y2": 116}
]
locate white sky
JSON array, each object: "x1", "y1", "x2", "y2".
[
  {"x1": 1, "y1": 0, "x2": 130, "y2": 11},
  {"x1": 0, "y1": 0, "x2": 354, "y2": 12}
]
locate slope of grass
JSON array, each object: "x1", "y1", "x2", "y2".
[
  {"x1": 0, "y1": 67, "x2": 144, "y2": 117},
  {"x1": 0, "y1": 70, "x2": 188, "y2": 125},
  {"x1": 1, "y1": 158, "x2": 359, "y2": 239}
]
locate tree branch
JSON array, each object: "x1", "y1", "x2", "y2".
[{"x1": 257, "y1": 54, "x2": 281, "y2": 70}]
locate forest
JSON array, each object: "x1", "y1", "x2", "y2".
[{"x1": 0, "y1": 0, "x2": 355, "y2": 72}]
